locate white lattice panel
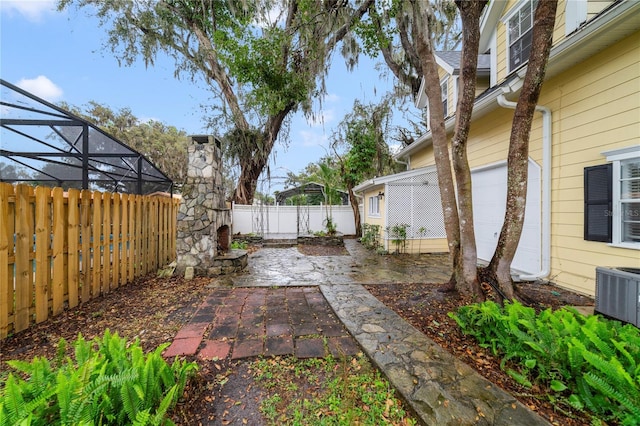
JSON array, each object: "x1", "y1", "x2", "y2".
[{"x1": 386, "y1": 170, "x2": 446, "y2": 239}]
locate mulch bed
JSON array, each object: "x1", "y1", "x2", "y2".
[
  {"x1": 365, "y1": 280, "x2": 595, "y2": 426},
  {"x1": 297, "y1": 244, "x2": 350, "y2": 256}
]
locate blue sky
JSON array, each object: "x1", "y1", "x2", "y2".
[{"x1": 0, "y1": 0, "x2": 403, "y2": 194}]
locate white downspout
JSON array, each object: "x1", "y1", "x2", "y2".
[{"x1": 497, "y1": 91, "x2": 552, "y2": 281}]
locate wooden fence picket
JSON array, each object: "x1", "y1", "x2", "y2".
[
  {"x1": 15, "y1": 185, "x2": 33, "y2": 333},
  {"x1": 34, "y1": 186, "x2": 51, "y2": 324},
  {"x1": 135, "y1": 195, "x2": 143, "y2": 278},
  {"x1": 127, "y1": 194, "x2": 135, "y2": 283},
  {"x1": 102, "y1": 192, "x2": 111, "y2": 294},
  {"x1": 0, "y1": 183, "x2": 12, "y2": 339},
  {"x1": 121, "y1": 193, "x2": 130, "y2": 285},
  {"x1": 112, "y1": 193, "x2": 121, "y2": 290},
  {"x1": 80, "y1": 189, "x2": 92, "y2": 303},
  {"x1": 52, "y1": 187, "x2": 66, "y2": 316},
  {"x1": 67, "y1": 189, "x2": 80, "y2": 309},
  {"x1": 1, "y1": 184, "x2": 178, "y2": 339},
  {"x1": 92, "y1": 191, "x2": 102, "y2": 298}
]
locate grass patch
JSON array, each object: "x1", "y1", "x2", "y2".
[{"x1": 250, "y1": 354, "x2": 416, "y2": 425}]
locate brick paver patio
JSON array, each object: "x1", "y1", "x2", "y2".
[{"x1": 163, "y1": 287, "x2": 360, "y2": 360}]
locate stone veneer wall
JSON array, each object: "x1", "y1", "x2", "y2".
[{"x1": 176, "y1": 136, "x2": 233, "y2": 277}]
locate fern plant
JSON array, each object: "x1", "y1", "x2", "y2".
[
  {"x1": 0, "y1": 330, "x2": 198, "y2": 425},
  {"x1": 450, "y1": 301, "x2": 640, "y2": 424}
]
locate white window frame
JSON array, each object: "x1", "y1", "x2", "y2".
[
  {"x1": 440, "y1": 77, "x2": 449, "y2": 117},
  {"x1": 503, "y1": 0, "x2": 538, "y2": 73},
  {"x1": 604, "y1": 146, "x2": 640, "y2": 250},
  {"x1": 368, "y1": 195, "x2": 380, "y2": 217},
  {"x1": 489, "y1": 30, "x2": 498, "y2": 87}
]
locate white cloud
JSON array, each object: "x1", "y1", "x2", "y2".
[
  {"x1": 300, "y1": 130, "x2": 328, "y2": 148},
  {"x1": 0, "y1": 0, "x2": 56, "y2": 22},
  {"x1": 16, "y1": 75, "x2": 63, "y2": 102},
  {"x1": 324, "y1": 93, "x2": 340, "y2": 103}
]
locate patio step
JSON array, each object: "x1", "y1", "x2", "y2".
[{"x1": 263, "y1": 239, "x2": 297, "y2": 248}]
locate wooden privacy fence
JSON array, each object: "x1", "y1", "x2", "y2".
[{"x1": 0, "y1": 183, "x2": 179, "y2": 340}]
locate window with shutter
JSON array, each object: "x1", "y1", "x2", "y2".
[
  {"x1": 584, "y1": 164, "x2": 612, "y2": 242},
  {"x1": 588, "y1": 147, "x2": 640, "y2": 249}
]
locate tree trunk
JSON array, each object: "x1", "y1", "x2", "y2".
[
  {"x1": 233, "y1": 162, "x2": 261, "y2": 205},
  {"x1": 450, "y1": 1, "x2": 487, "y2": 297},
  {"x1": 347, "y1": 186, "x2": 362, "y2": 237},
  {"x1": 232, "y1": 104, "x2": 294, "y2": 204},
  {"x1": 410, "y1": 0, "x2": 461, "y2": 292},
  {"x1": 488, "y1": 0, "x2": 558, "y2": 300}
]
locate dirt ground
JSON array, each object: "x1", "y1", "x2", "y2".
[{"x1": 0, "y1": 245, "x2": 595, "y2": 425}]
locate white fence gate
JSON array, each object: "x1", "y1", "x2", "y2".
[{"x1": 232, "y1": 204, "x2": 360, "y2": 237}]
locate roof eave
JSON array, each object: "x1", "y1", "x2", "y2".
[
  {"x1": 403, "y1": 0, "x2": 640, "y2": 160},
  {"x1": 353, "y1": 166, "x2": 439, "y2": 193}
]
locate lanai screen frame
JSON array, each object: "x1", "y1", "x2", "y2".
[{"x1": 0, "y1": 79, "x2": 173, "y2": 195}]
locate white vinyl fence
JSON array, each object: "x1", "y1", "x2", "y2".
[{"x1": 232, "y1": 204, "x2": 360, "y2": 237}]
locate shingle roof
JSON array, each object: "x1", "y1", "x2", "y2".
[{"x1": 436, "y1": 51, "x2": 491, "y2": 71}]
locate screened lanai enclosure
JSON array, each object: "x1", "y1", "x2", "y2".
[{"x1": 0, "y1": 79, "x2": 173, "y2": 194}]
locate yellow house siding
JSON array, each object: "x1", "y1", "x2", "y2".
[
  {"x1": 410, "y1": 144, "x2": 436, "y2": 169},
  {"x1": 541, "y1": 30, "x2": 640, "y2": 295},
  {"x1": 588, "y1": 0, "x2": 614, "y2": 20},
  {"x1": 553, "y1": 0, "x2": 568, "y2": 44},
  {"x1": 404, "y1": 29, "x2": 639, "y2": 296},
  {"x1": 404, "y1": 238, "x2": 449, "y2": 254},
  {"x1": 495, "y1": 20, "x2": 508, "y2": 83},
  {"x1": 465, "y1": 107, "x2": 542, "y2": 169},
  {"x1": 476, "y1": 76, "x2": 491, "y2": 97}
]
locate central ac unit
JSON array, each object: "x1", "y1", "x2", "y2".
[{"x1": 595, "y1": 267, "x2": 640, "y2": 327}]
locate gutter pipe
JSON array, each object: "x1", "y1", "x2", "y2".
[{"x1": 497, "y1": 89, "x2": 551, "y2": 281}]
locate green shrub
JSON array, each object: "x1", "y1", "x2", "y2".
[
  {"x1": 0, "y1": 330, "x2": 197, "y2": 425},
  {"x1": 450, "y1": 301, "x2": 640, "y2": 425},
  {"x1": 386, "y1": 223, "x2": 409, "y2": 254},
  {"x1": 360, "y1": 224, "x2": 381, "y2": 250},
  {"x1": 230, "y1": 240, "x2": 248, "y2": 250}
]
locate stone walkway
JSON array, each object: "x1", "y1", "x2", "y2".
[
  {"x1": 165, "y1": 239, "x2": 549, "y2": 425},
  {"x1": 231, "y1": 239, "x2": 452, "y2": 287}
]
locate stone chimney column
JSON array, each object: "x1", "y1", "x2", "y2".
[{"x1": 176, "y1": 135, "x2": 232, "y2": 277}]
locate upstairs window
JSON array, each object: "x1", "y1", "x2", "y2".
[
  {"x1": 506, "y1": 0, "x2": 538, "y2": 72},
  {"x1": 440, "y1": 77, "x2": 449, "y2": 117}
]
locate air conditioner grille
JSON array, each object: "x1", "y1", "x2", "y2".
[{"x1": 595, "y1": 267, "x2": 640, "y2": 327}]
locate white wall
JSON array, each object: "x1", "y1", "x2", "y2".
[{"x1": 232, "y1": 204, "x2": 360, "y2": 236}]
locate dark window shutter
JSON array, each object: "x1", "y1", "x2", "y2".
[{"x1": 584, "y1": 164, "x2": 612, "y2": 242}]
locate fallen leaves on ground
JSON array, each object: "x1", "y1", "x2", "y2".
[{"x1": 365, "y1": 281, "x2": 594, "y2": 426}]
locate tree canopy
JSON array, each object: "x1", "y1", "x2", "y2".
[{"x1": 58, "y1": 0, "x2": 373, "y2": 203}]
